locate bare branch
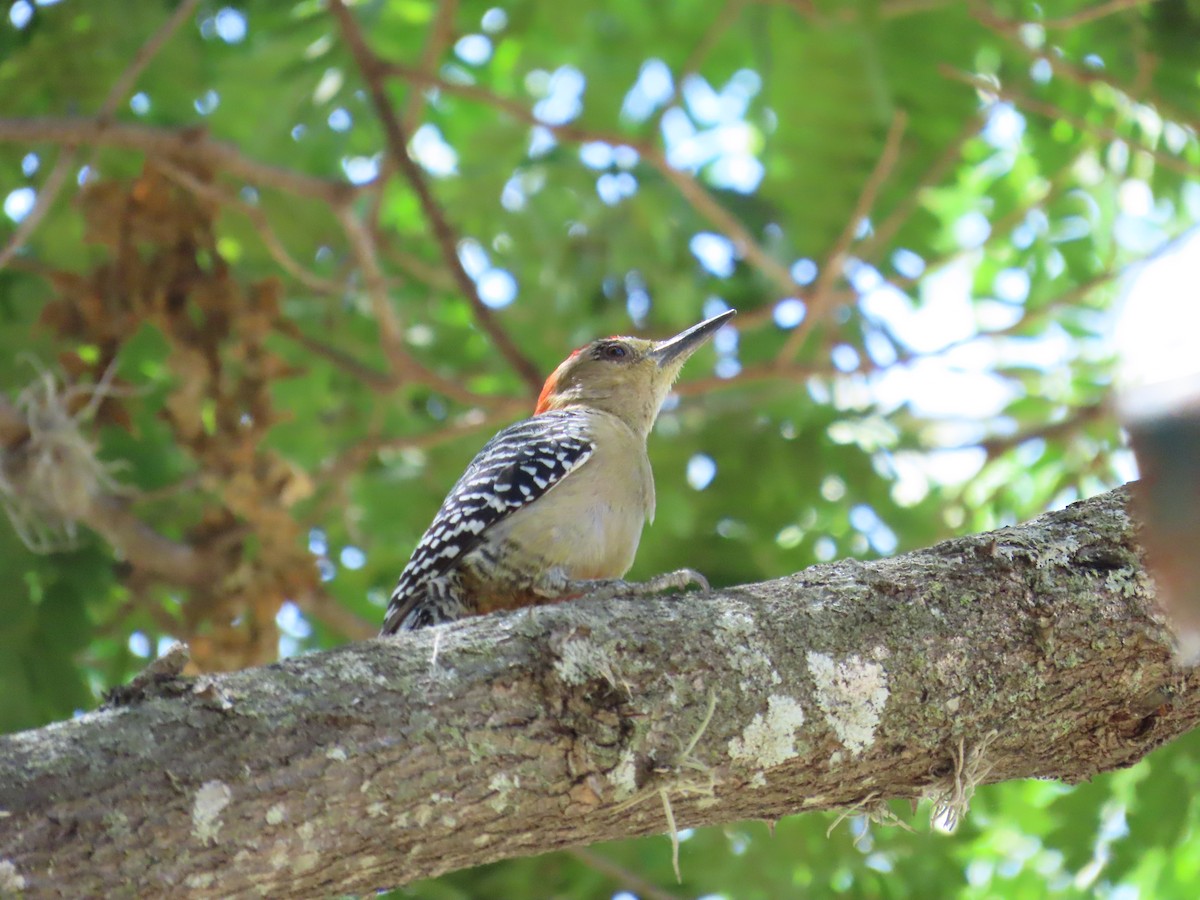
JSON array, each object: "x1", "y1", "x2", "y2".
[
  {"x1": 0, "y1": 150, "x2": 75, "y2": 272},
  {"x1": 384, "y1": 59, "x2": 630, "y2": 145},
  {"x1": 291, "y1": 587, "x2": 376, "y2": 642},
  {"x1": 334, "y1": 206, "x2": 505, "y2": 407},
  {"x1": 85, "y1": 494, "x2": 212, "y2": 585},
  {"x1": 972, "y1": 401, "x2": 1111, "y2": 461},
  {"x1": 940, "y1": 67, "x2": 1200, "y2": 178},
  {"x1": 856, "y1": 113, "x2": 981, "y2": 265},
  {"x1": 380, "y1": 62, "x2": 804, "y2": 306},
  {"x1": 568, "y1": 848, "x2": 683, "y2": 900},
  {"x1": 1040, "y1": 0, "x2": 1156, "y2": 29},
  {"x1": 334, "y1": 204, "x2": 410, "y2": 372},
  {"x1": 671, "y1": 359, "x2": 820, "y2": 397},
  {"x1": 779, "y1": 110, "x2": 909, "y2": 362},
  {"x1": 359, "y1": 0, "x2": 461, "y2": 275},
  {"x1": 875, "y1": 162, "x2": 1076, "y2": 302},
  {"x1": 329, "y1": 0, "x2": 545, "y2": 395},
  {"x1": 402, "y1": 0, "x2": 460, "y2": 131},
  {"x1": 378, "y1": 242, "x2": 458, "y2": 291},
  {"x1": 156, "y1": 159, "x2": 349, "y2": 296},
  {"x1": 0, "y1": 0, "x2": 202, "y2": 270},
  {"x1": 650, "y1": 149, "x2": 801, "y2": 298},
  {"x1": 646, "y1": 0, "x2": 748, "y2": 135},
  {"x1": 100, "y1": 0, "x2": 202, "y2": 117},
  {"x1": 273, "y1": 320, "x2": 397, "y2": 392},
  {"x1": 883, "y1": 258, "x2": 1145, "y2": 369},
  {"x1": 974, "y1": 7, "x2": 1199, "y2": 139},
  {"x1": 759, "y1": 0, "x2": 963, "y2": 22},
  {"x1": 0, "y1": 118, "x2": 356, "y2": 204},
  {"x1": 312, "y1": 403, "x2": 525, "y2": 521}
]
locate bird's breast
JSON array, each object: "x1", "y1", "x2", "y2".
[{"x1": 496, "y1": 425, "x2": 653, "y2": 580}]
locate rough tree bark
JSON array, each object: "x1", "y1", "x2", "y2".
[{"x1": 0, "y1": 485, "x2": 1195, "y2": 897}]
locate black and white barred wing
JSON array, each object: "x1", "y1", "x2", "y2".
[{"x1": 381, "y1": 410, "x2": 595, "y2": 634}]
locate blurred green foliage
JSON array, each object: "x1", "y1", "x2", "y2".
[{"x1": 1, "y1": 0, "x2": 1199, "y2": 896}]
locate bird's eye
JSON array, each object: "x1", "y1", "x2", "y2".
[{"x1": 601, "y1": 343, "x2": 628, "y2": 360}]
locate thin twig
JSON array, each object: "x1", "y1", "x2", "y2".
[
  {"x1": 10, "y1": 139, "x2": 502, "y2": 413},
  {"x1": 99, "y1": 0, "x2": 203, "y2": 118},
  {"x1": 975, "y1": 7, "x2": 1196, "y2": 138},
  {"x1": 48, "y1": 121, "x2": 501, "y2": 406},
  {"x1": 1131, "y1": 41, "x2": 1156, "y2": 99},
  {"x1": 0, "y1": 0, "x2": 202, "y2": 271},
  {"x1": 651, "y1": 149, "x2": 800, "y2": 298},
  {"x1": 335, "y1": 206, "x2": 500, "y2": 406},
  {"x1": 402, "y1": 0, "x2": 459, "y2": 131},
  {"x1": 567, "y1": 848, "x2": 682, "y2": 900},
  {"x1": 0, "y1": 150, "x2": 75, "y2": 271},
  {"x1": 378, "y1": 242, "x2": 458, "y2": 291},
  {"x1": 383, "y1": 61, "x2": 802, "y2": 302},
  {"x1": 758, "y1": 0, "x2": 961, "y2": 21},
  {"x1": 646, "y1": 0, "x2": 747, "y2": 135},
  {"x1": 329, "y1": 0, "x2": 544, "y2": 395},
  {"x1": 155, "y1": 158, "x2": 349, "y2": 296},
  {"x1": 335, "y1": 205, "x2": 409, "y2": 370},
  {"x1": 876, "y1": 0, "x2": 960, "y2": 15},
  {"x1": 274, "y1": 320, "x2": 398, "y2": 392},
  {"x1": 0, "y1": 118, "x2": 357, "y2": 204},
  {"x1": 779, "y1": 110, "x2": 909, "y2": 362},
  {"x1": 941, "y1": 67, "x2": 1200, "y2": 178},
  {"x1": 973, "y1": 402, "x2": 1111, "y2": 460},
  {"x1": 670, "y1": 359, "x2": 819, "y2": 397},
  {"x1": 362, "y1": 0, "x2": 461, "y2": 268},
  {"x1": 883, "y1": 224, "x2": 1191, "y2": 369},
  {"x1": 856, "y1": 113, "x2": 981, "y2": 265},
  {"x1": 1040, "y1": 0, "x2": 1156, "y2": 29},
  {"x1": 877, "y1": 162, "x2": 1075, "y2": 302},
  {"x1": 384, "y1": 60, "x2": 633, "y2": 146},
  {"x1": 161, "y1": 159, "x2": 485, "y2": 407}
]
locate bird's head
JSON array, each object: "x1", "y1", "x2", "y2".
[{"x1": 534, "y1": 309, "x2": 736, "y2": 435}]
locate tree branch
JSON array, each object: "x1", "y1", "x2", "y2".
[
  {"x1": 328, "y1": 0, "x2": 545, "y2": 395},
  {"x1": 940, "y1": 67, "x2": 1200, "y2": 178},
  {"x1": 645, "y1": 0, "x2": 747, "y2": 137},
  {"x1": 0, "y1": 396, "x2": 210, "y2": 585},
  {"x1": 0, "y1": 149, "x2": 75, "y2": 272},
  {"x1": 779, "y1": 110, "x2": 908, "y2": 362},
  {"x1": 0, "y1": 118, "x2": 356, "y2": 204},
  {"x1": 855, "y1": 112, "x2": 981, "y2": 266},
  {"x1": 154, "y1": 158, "x2": 350, "y2": 297},
  {"x1": 2, "y1": 486, "x2": 1194, "y2": 897},
  {"x1": 0, "y1": 0, "x2": 202, "y2": 270},
  {"x1": 1040, "y1": 0, "x2": 1154, "y2": 29},
  {"x1": 358, "y1": 0, "x2": 461, "y2": 281},
  {"x1": 380, "y1": 60, "x2": 805, "y2": 307},
  {"x1": 972, "y1": 401, "x2": 1111, "y2": 461},
  {"x1": 568, "y1": 847, "x2": 683, "y2": 900},
  {"x1": 401, "y1": 0, "x2": 460, "y2": 131},
  {"x1": 651, "y1": 149, "x2": 802, "y2": 299},
  {"x1": 331, "y1": 203, "x2": 515, "y2": 408}
]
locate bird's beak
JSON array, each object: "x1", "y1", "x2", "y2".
[{"x1": 649, "y1": 309, "x2": 737, "y2": 370}]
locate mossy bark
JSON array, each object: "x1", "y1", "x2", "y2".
[{"x1": 1, "y1": 486, "x2": 1195, "y2": 897}]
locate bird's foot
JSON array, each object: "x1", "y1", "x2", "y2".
[{"x1": 544, "y1": 568, "x2": 709, "y2": 603}]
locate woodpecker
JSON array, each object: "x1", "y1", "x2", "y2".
[{"x1": 380, "y1": 309, "x2": 736, "y2": 634}]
